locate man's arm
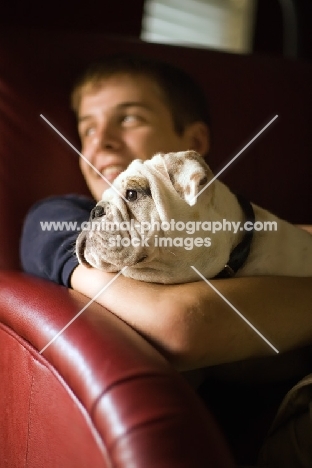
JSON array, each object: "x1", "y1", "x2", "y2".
[{"x1": 71, "y1": 265, "x2": 312, "y2": 371}]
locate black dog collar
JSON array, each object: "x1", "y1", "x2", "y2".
[{"x1": 214, "y1": 194, "x2": 255, "y2": 279}]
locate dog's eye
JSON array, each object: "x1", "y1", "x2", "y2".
[
  {"x1": 199, "y1": 176, "x2": 208, "y2": 186},
  {"x1": 126, "y1": 189, "x2": 137, "y2": 201}
]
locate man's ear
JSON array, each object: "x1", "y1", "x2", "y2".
[
  {"x1": 182, "y1": 121, "x2": 210, "y2": 157},
  {"x1": 162, "y1": 150, "x2": 213, "y2": 206}
]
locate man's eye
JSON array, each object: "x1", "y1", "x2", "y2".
[
  {"x1": 126, "y1": 190, "x2": 138, "y2": 201},
  {"x1": 83, "y1": 127, "x2": 96, "y2": 137},
  {"x1": 122, "y1": 115, "x2": 142, "y2": 125},
  {"x1": 79, "y1": 126, "x2": 95, "y2": 138}
]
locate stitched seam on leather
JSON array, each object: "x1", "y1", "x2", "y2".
[
  {"x1": 0, "y1": 323, "x2": 109, "y2": 464},
  {"x1": 89, "y1": 371, "x2": 165, "y2": 419},
  {"x1": 109, "y1": 412, "x2": 187, "y2": 456},
  {"x1": 0, "y1": 323, "x2": 34, "y2": 468},
  {"x1": 25, "y1": 373, "x2": 35, "y2": 467}
]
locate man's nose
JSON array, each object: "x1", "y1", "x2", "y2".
[
  {"x1": 82, "y1": 122, "x2": 121, "y2": 167},
  {"x1": 97, "y1": 122, "x2": 121, "y2": 151}
]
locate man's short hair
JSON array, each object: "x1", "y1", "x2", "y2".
[{"x1": 71, "y1": 54, "x2": 210, "y2": 135}]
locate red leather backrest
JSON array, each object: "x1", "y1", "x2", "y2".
[
  {"x1": 0, "y1": 272, "x2": 235, "y2": 467},
  {"x1": 1, "y1": 28, "x2": 312, "y2": 270}
]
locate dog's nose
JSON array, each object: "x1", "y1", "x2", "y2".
[{"x1": 91, "y1": 205, "x2": 105, "y2": 220}]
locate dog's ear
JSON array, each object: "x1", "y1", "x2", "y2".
[{"x1": 162, "y1": 151, "x2": 213, "y2": 206}]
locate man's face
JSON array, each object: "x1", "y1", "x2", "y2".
[{"x1": 78, "y1": 74, "x2": 201, "y2": 201}]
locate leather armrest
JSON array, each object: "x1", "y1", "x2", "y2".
[{"x1": 0, "y1": 271, "x2": 234, "y2": 467}]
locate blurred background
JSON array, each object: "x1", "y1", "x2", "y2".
[{"x1": 1, "y1": 0, "x2": 312, "y2": 61}]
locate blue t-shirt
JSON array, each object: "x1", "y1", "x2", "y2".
[{"x1": 20, "y1": 194, "x2": 95, "y2": 287}]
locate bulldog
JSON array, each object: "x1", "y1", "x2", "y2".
[{"x1": 76, "y1": 151, "x2": 312, "y2": 283}]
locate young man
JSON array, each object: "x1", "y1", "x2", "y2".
[{"x1": 21, "y1": 54, "x2": 312, "y2": 463}]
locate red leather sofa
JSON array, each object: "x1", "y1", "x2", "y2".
[{"x1": 1, "y1": 27, "x2": 312, "y2": 467}]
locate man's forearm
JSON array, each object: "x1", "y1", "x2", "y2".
[{"x1": 71, "y1": 265, "x2": 312, "y2": 370}]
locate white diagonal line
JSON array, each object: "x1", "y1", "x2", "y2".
[
  {"x1": 39, "y1": 267, "x2": 127, "y2": 354},
  {"x1": 191, "y1": 115, "x2": 278, "y2": 204},
  {"x1": 40, "y1": 114, "x2": 127, "y2": 202},
  {"x1": 191, "y1": 266, "x2": 279, "y2": 354}
]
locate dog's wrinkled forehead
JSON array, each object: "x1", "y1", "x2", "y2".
[
  {"x1": 102, "y1": 151, "x2": 210, "y2": 207},
  {"x1": 119, "y1": 174, "x2": 150, "y2": 193},
  {"x1": 102, "y1": 160, "x2": 149, "y2": 202}
]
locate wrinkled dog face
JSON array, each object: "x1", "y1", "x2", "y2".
[
  {"x1": 76, "y1": 151, "x2": 212, "y2": 282},
  {"x1": 76, "y1": 163, "x2": 158, "y2": 271}
]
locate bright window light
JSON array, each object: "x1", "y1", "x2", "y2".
[{"x1": 141, "y1": 0, "x2": 258, "y2": 54}]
